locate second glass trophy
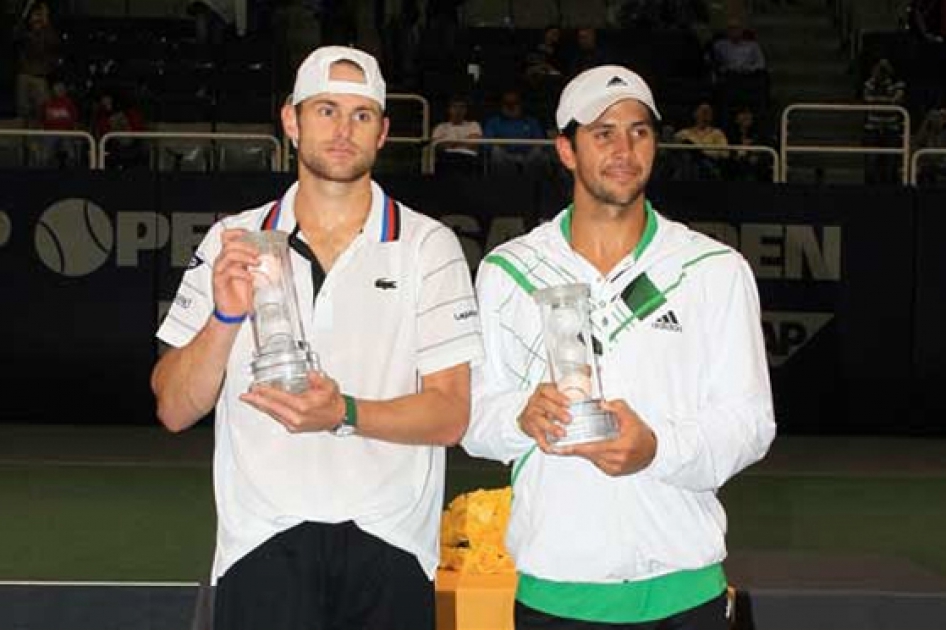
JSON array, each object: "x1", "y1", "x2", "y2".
[{"x1": 533, "y1": 283, "x2": 618, "y2": 447}]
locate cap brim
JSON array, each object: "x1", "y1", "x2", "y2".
[{"x1": 569, "y1": 91, "x2": 661, "y2": 128}]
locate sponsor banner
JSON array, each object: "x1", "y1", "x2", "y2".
[
  {"x1": 912, "y1": 187, "x2": 946, "y2": 429},
  {"x1": 650, "y1": 181, "x2": 918, "y2": 435},
  {"x1": 0, "y1": 173, "x2": 931, "y2": 434},
  {"x1": 0, "y1": 170, "x2": 160, "y2": 424}
]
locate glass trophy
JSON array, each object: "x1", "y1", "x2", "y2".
[
  {"x1": 241, "y1": 231, "x2": 319, "y2": 394},
  {"x1": 534, "y1": 283, "x2": 618, "y2": 447}
]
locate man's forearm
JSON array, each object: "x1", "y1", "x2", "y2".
[
  {"x1": 152, "y1": 318, "x2": 240, "y2": 432},
  {"x1": 353, "y1": 391, "x2": 467, "y2": 446},
  {"x1": 352, "y1": 366, "x2": 471, "y2": 446}
]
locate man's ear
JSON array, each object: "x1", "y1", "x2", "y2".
[
  {"x1": 555, "y1": 134, "x2": 577, "y2": 171},
  {"x1": 281, "y1": 102, "x2": 299, "y2": 148},
  {"x1": 377, "y1": 116, "x2": 390, "y2": 150}
]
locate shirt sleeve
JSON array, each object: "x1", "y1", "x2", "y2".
[
  {"x1": 647, "y1": 255, "x2": 776, "y2": 491},
  {"x1": 461, "y1": 258, "x2": 536, "y2": 464},
  {"x1": 415, "y1": 224, "x2": 484, "y2": 375},
  {"x1": 156, "y1": 220, "x2": 224, "y2": 348}
]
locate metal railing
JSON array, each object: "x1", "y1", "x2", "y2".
[
  {"x1": 0, "y1": 100, "x2": 931, "y2": 187},
  {"x1": 910, "y1": 148, "x2": 946, "y2": 186},
  {"x1": 99, "y1": 132, "x2": 282, "y2": 171},
  {"x1": 387, "y1": 93, "x2": 430, "y2": 141},
  {"x1": 0, "y1": 129, "x2": 96, "y2": 168},
  {"x1": 658, "y1": 143, "x2": 781, "y2": 183},
  {"x1": 427, "y1": 138, "x2": 781, "y2": 182},
  {"x1": 427, "y1": 138, "x2": 555, "y2": 174},
  {"x1": 780, "y1": 103, "x2": 911, "y2": 184}
]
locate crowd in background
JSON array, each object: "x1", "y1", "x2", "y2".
[{"x1": 3, "y1": 0, "x2": 946, "y2": 182}]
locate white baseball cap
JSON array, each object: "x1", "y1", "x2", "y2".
[
  {"x1": 291, "y1": 46, "x2": 386, "y2": 109},
  {"x1": 555, "y1": 65, "x2": 661, "y2": 131}
]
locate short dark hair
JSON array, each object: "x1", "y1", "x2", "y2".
[{"x1": 560, "y1": 121, "x2": 579, "y2": 147}]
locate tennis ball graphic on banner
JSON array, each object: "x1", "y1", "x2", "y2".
[
  {"x1": 35, "y1": 199, "x2": 113, "y2": 276},
  {"x1": 0, "y1": 211, "x2": 10, "y2": 248}
]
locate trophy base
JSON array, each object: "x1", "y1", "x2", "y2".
[
  {"x1": 251, "y1": 347, "x2": 317, "y2": 394},
  {"x1": 550, "y1": 399, "x2": 618, "y2": 448}
]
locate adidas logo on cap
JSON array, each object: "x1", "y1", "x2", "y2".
[{"x1": 607, "y1": 76, "x2": 627, "y2": 87}]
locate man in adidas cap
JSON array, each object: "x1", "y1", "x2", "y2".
[
  {"x1": 464, "y1": 65, "x2": 775, "y2": 629},
  {"x1": 153, "y1": 45, "x2": 482, "y2": 630}
]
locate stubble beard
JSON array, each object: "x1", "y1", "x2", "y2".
[
  {"x1": 579, "y1": 168, "x2": 647, "y2": 208},
  {"x1": 299, "y1": 147, "x2": 375, "y2": 184}
]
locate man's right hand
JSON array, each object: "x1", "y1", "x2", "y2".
[
  {"x1": 212, "y1": 229, "x2": 258, "y2": 319},
  {"x1": 517, "y1": 383, "x2": 571, "y2": 453}
]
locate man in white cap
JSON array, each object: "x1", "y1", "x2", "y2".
[
  {"x1": 152, "y1": 46, "x2": 482, "y2": 630},
  {"x1": 463, "y1": 65, "x2": 775, "y2": 629}
]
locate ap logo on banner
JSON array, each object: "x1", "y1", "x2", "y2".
[
  {"x1": 34, "y1": 199, "x2": 114, "y2": 277},
  {"x1": 763, "y1": 311, "x2": 833, "y2": 367}
]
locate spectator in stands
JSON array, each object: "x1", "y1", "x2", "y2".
[
  {"x1": 915, "y1": 105, "x2": 946, "y2": 184},
  {"x1": 710, "y1": 20, "x2": 766, "y2": 77},
  {"x1": 431, "y1": 95, "x2": 483, "y2": 174},
  {"x1": 862, "y1": 58, "x2": 906, "y2": 184},
  {"x1": 483, "y1": 88, "x2": 550, "y2": 177},
  {"x1": 92, "y1": 89, "x2": 148, "y2": 169},
  {"x1": 672, "y1": 101, "x2": 729, "y2": 180},
  {"x1": 42, "y1": 78, "x2": 78, "y2": 131},
  {"x1": 525, "y1": 26, "x2": 568, "y2": 131},
  {"x1": 726, "y1": 105, "x2": 770, "y2": 181},
  {"x1": 568, "y1": 27, "x2": 608, "y2": 77},
  {"x1": 675, "y1": 101, "x2": 728, "y2": 158},
  {"x1": 14, "y1": 1, "x2": 59, "y2": 128},
  {"x1": 40, "y1": 77, "x2": 79, "y2": 168},
  {"x1": 526, "y1": 26, "x2": 566, "y2": 79}
]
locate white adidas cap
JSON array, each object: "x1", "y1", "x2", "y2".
[
  {"x1": 291, "y1": 46, "x2": 386, "y2": 109},
  {"x1": 555, "y1": 65, "x2": 661, "y2": 131}
]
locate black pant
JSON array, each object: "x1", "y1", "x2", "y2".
[
  {"x1": 213, "y1": 521, "x2": 434, "y2": 630},
  {"x1": 514, "y1": 592, "x2": 728, "y2": 630}
]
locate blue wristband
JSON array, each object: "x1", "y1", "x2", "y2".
[{"x1": 213, "y1": 308, "x2": 247, "y2": 324}]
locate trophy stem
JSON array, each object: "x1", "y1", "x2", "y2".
[
  {"x1": 250, "y1": 344, "x2": 318, "y2": 394},
  {"x1": 552, "y1": 399, "x2": 618, "y2": 447}
]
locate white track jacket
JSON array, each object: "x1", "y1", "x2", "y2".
[{"x1": 463, "y1": 203, "x2": 776, "y2": 584}]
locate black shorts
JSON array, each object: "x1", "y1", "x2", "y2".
[{"x1": 213, "y1": 521, "x2": 434, "y2": 630}]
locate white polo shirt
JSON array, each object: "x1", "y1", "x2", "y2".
[{"x1": 158, "y1": 180, "x2": 483, "y2": 581}]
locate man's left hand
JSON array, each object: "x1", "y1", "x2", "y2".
[
  {"x1": 555, "y1": 399, "x2": 657, "y2": 477},
  {"x1": 239, "y1": 371, "x2": 345, "y2": 433}
]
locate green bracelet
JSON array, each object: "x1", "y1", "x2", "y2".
[
  {"x1": 343, "y1": 395, "x2": 358, "y2": 428},
  {"x1": 333, "y1": 394, "x2": 358, "y2": 437}
]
